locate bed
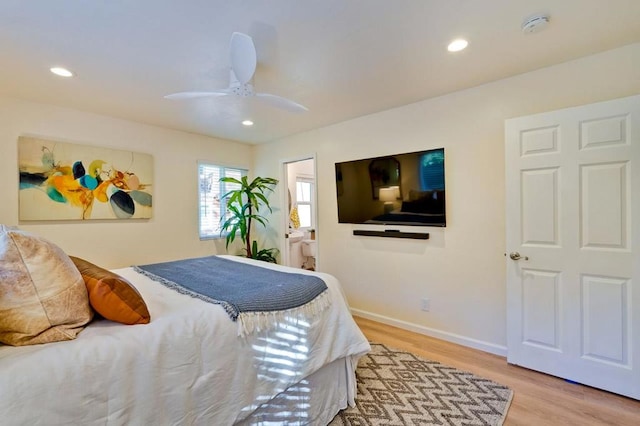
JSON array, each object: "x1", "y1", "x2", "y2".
[{"x1": 0, "y1": 254, "x2": 370, "y2": 425}]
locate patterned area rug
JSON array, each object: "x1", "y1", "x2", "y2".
[{"x1": 330, "y1": 343, "x2": 513, "y2": 426}]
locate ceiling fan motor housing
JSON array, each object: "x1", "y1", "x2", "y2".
[
  {"x1": 230, "y1": 82, "x2": 254, "y2": 97},
  {"x1": 229, "y1": 69, "x2": 255, "y2": 96}
]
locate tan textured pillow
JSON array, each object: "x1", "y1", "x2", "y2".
[
  {"x1": 70, "y1": 256, "x2": 150, "y2": 325},
  {"x1": 0, "y1": 225, "x2": 93, "y2": 346}
]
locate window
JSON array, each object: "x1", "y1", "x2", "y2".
[
  {"x1": 295, "y1": 177, "x2": 314, "y2": 229},
  {"x1": 198, "y1": 163, "x2": 247, "y2": 239}
]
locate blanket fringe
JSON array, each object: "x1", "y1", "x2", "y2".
[{"x1": 237, "y1": 289, "x2": 332, "y2": 337}]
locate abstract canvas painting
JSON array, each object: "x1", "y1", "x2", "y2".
[{"x1": 18, "y1": 137, "x2": 153, "y2": 220}]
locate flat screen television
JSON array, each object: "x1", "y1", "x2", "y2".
[{"x1": 335, "y1": 148, "x2": 445, "y2": 227}]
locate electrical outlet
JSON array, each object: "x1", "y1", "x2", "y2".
[{"x1": 421, "y1": 298, "x2": 430, "y2": 312}]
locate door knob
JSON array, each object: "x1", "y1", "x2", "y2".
[{"x1": 509, "y1": 252, "x2": 529, "y2": 261}]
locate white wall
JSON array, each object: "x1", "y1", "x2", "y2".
[
  {"x1": 254, "y1": 43, "x2": 640, "y2": 354},
  {"x1": 0, "y1": 97, "x2": 252, "y2": 269}
]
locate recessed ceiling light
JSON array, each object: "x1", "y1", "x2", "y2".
[
  {"x1": 242, "y1": 120, "x2": 254, "y2": 126},
  {"x1": 447, "y1": 39, "x2": 468, "y2": 52},
  {"x1": 50, "y1": 67, "x2": 74, "y2": 77}
]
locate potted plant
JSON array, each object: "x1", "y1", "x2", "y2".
[{"x1": 219, "y1": 176, "x2": 279, "y2": 263}]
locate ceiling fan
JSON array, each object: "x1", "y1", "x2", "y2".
[{"x1": 165, "y1": 32, "x2": 308, "y2": 113}]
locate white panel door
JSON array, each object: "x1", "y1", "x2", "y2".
[{"x1": 505, "y1": 95, "x2": 640, "y2": 399}]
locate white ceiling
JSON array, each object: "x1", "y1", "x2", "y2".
[{"x1": 2, "y1": 1, "x2": 639, "y2": 144}]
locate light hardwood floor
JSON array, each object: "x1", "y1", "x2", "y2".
[{"x1": 354, "y1": 316, "x2": 640, "y2": 426}]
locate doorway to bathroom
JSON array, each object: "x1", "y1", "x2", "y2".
[{"x1": 282, "y1": 156, "x2": 318, "y2": 270}]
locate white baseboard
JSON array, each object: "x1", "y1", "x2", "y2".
[{"x1": 351, "y1": 308, "x2": 508, "y2": 357}]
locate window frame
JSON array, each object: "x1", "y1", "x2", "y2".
[
  {"x1": 295, "y1": 174, "x2": 315, "y2": 230},
  {"x1": 198, "y1": 161, "x2": 248, "y2": 240}
]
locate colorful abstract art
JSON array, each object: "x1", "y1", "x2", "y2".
[{"x1": 18, "y1": 137, "x2": 153, "y2": 220}]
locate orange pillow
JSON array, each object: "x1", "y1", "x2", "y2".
[{"x1": 70, "y1": 256, "x2": 150, "y2": 325}]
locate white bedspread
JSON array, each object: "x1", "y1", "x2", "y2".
[{"x1": 0, "y1": 256, "x2": 370, "y2": 425}]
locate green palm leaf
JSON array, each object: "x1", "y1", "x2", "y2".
[{"x1": 218, "y1": 175, "x2": 279, "y2": 260}]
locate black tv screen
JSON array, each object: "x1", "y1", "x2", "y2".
[{"x1": 335, "y1": 148, "x2": 445, "y2": 227}]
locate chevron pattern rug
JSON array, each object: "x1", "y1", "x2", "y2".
[{"x1": 330, "y1": 343, "x2": 513, "y2": 426}]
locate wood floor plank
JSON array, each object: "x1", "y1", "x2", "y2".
[{"x1": 354, "y1": 316, "x2": 640, "y2": 426}]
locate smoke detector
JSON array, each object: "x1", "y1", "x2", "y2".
[{"x1": 522, "y1": 14, "x2": 550, "y2": 34}]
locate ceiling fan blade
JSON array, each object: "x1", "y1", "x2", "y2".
[
  {"x1": 255, "y1": 93, "x2": 309, "y2": 113},
  {"x1": 164, "y1": 90, "x2": 230, "y2": 100},
  {"x1": 230, "y1": 32, "x2": 257, "y2": 85}
]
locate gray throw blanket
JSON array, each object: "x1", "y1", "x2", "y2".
[{"x1": 134, "y1": 256, "x2": 330, "y2": 335}]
